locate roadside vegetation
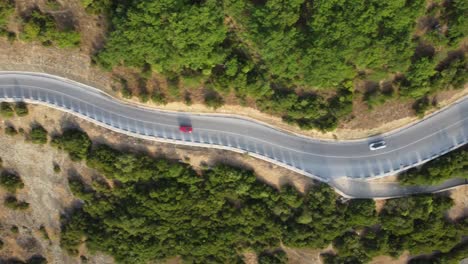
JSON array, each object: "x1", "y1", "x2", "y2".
[
  {"x1": 20, "y1": 9, "x2": 80, "y2": 48},
  {"x1": 91, "y1": 0, "x2": 467, "y2": 130},
  {"x1": 29, "y1": 124, "x2": 48, "y2": 144},
  {"x1": 399, "y1": 145, "x2": 468, "y2": 185},
  {"x1": 0, "y1": 102, "x2": 29, "y2": 118},
  {"x1": 0, "y1": 0, "x2": 15, "y2": 39},
  {"x1": 0, "y1": 170, "x2": 29, "y2": 211},
  {"x1": 52, "y1": 129, "x2": 466, "y2": 263},
  {"x1": 0, "y1": 0, "x2": 466, "y2": 130}
]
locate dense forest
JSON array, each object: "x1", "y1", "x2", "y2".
[
  {"x1": 91, "y1": 0, "x2": 467, "y2": 130},
  {"x1": 52, "y1": 129, "x2": 467, "y2": 263},
  {"x1": 399, "y1": 145, "x2": 468, "y2": 185}
]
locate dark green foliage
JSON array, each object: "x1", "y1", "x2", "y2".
[
  {"x1": 97, "y1": 0, "x2": 227, "y2": 73},
  {"x1": 434, "y1": 0, "x2": 468, "y2": 47},
  {"x1": 45, "y1": 0, "x2": 61, "y2": 10},
  {"x1": 4, "y1": 125, "x2": 18, "y2": 136},
  {"x1": 51, "y1": 130, "x2": 91, "y2": 161},
  {"x1": 151, "y1": 90, "x2": 167, "y2": 105},
  {"x1": 258, "y1": 249, "x2": 288, "y2": 264},
  {"x1": 46, "y1": 0, "x2": 468, "y2": 130},
  {"x1": 0, "y1": 239, "x2": 3, "y2": 250},
  {"x1": 29, "y1": 125, "x2": 48, "y2": 144},
  {"x1": 10, "y1": 225, "x2": 18, "y2": 234},
  {"x1": 39, "y1": 225, "x2": 50, "y2": 241},
  {"x1": 0, "y1": 102, "x2": 14, "y2": 118},
  {"x1": 0, "y1": 0, "x2": 15, "y2": 37},
  {"x1": 27, "y1": 256, "x2": 48, "y2": 264},
  {"x1": 258, "y1": 83, "x2": 353, "y2": 131},
  {"x1": 327, "y1": 195, "x2": 465, "y2": 263},
  {"x1": 412, "y1": 96, "x2": 432, "y2": 117},
  {"x1": 408, "y1": 240, "x2": 468, "y2": 264},
  {"x1": 81, "y1": 0, "x2": 113, "y2": 14},
  {"x1": 204, "y1": 90, "x2": 225, "y2": 109},
  {"x1": 433, "y1": 53, "x2": 467, "y2": 90},
  {"x1": 15, "y1": 102, "x2": 29, "y2": 116},
  {"x1": 53, "y1": 164, "x2": 61, "y2": 173},
  {"x1": 379, "y1": 195, "x2": 462, "y2": 256},
  {"x1": 4, "y1": 196, "x2": 29, "y2": 210},
  {"x1": 344, "y1": 199, "x2": 378, "y2": 228},
  {"x1": 56, "y1": 132, "x2": 464, "y2": 263},
  {"x1": 21, "y1": 10, "x2": 80, "y2": 48},
  {"x1": 0, "y1": 171, "x2": 24, "y2": 193},
  {"x1": 399, "y1": 146, "x2": 468, "y2": 185}
]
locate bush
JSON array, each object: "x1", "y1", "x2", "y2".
[
  {"x1": 21, "y1": 10, "x2": 81, "y2": 48},
  {"x1": 0, "y1": 171, "x2": 24, "y2": 193},
  {"x1": 0, "y1": 1, "x2": 15, "y2": 33},
  {"x1": 10, "y1": 225, "x2": 18, "y2": 234},
  {"x1": 55, "y1": 122, "x2": 464, "y2": 263},
  {"x1": 51, "y1": 129, "x2": 91, "y2": 161},
  {"x1": 151, "y1": 90, "x2": 167, "y2": 105},
  {"x1": 27, "y1": 256, "x2": 48, "y2": 264},
  {"x1": 412, "y1": 96, "x2": 433, "y2": 117},
  {"x1": 53, "y1": 163, "x2": 61, "y2": 173},
  {"x1": 4, "y1": 125, "x2": 18, "y2": 136},
  {"x1": 204, "y1": 91, "x2": 224, "y2": 109},
  {"x1": 258, "y1": 250, "x2": 288, "y2": 264},
  {"x1": 29, "y1": 125, "x2": 48, "y2": 144},
  {"x1": 0, "y1": 102, "x2": 14, "y2": 118},
  {"x1": 399, "y1": 146, "x2": 468, "y2": 185},
  {"x1": 15, "y1": 102, "x2": 29, "y2": 116},
  {"x1": 4, "y1": 196, "x2": 29, "y2": 210}
]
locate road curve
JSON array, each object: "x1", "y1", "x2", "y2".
[{"x1": 0, "y1": 72, "x2": 467, "y2": 191}]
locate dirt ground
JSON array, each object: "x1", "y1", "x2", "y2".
[{"x1": 447, "y1": 185, "x2": 468, "y2": 221}]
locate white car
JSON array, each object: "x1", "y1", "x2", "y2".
[{"x1": 369, "y1": 140, "x2": 387, "y2": 151}]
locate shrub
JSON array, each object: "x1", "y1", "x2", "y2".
[
  {"x1": 0, "y1": 171, "x2": 24, "y2": 193},
  {"x1": 20, "y1": 10, "x2": 80, "y2": 48},
  {"x1": 10, "y1": 225, "x2": 18, "y2": 234},
  {"x1": 15, "y1": 102, "x2": 29, "y2": 116},
  {"x1": 53, "y1": 163, "x2": 61, "y2": 173},
  {"x1": 399, "y1": 146, "x2": 468, "y2": 185},
  {"x1": 4, "y1": 196, "x2": 29, "y2": 210},
  {"x1": 151, "y1": 90, "x2": 167, "y2": 105},
  {"x1": 204, "y1": 91, "x2": 224, "y2": 109},
  {"x1": 258, "y1": 250, "x2": 288, "y2": 264},
  {"x1": 412, "y1": 96, "x2": 432, "y2": 117},
  {"x1": 29, "y1": 125, "x2": 48, "y2": 144},
  {"x1": 59, "y1": 139, "x2": 464, "y2": 263},
  {"x1": 51, "y1": 129, "x2": 91, "y2": 161},
  {"x1": 39, "y1": 225, "x2": 50, "y2": 240},
  {"x1": 4, "y1": 125, "x2": 18, "y2": 136},
  {"x1": 0, "y1": 102, "x2": 14, "y2": 118}
]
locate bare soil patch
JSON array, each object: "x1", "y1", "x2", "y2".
[
  {"x1": 446, "y1": 185, "x2": 468, "y2": 221},
  {"x1": 370, "y1": 251, "x2": 410, "y2": 264},
  {"x1": 283, "y1": 246, "x2": 323, "y2": 264}
]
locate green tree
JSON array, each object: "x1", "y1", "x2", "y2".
[
  {"x1": 0, "y1": 102, "x2": 14, "y2": 118},
  {"x1": 0, "y1": 171, "x2": 24, "y2": 193},
  {"x1": 51, "y1": 129, "x2": 91, "y2": 161},
  {"x1": 15, "y1": 102, "x2": 29, "y2": 116},
  {"x1": 29, "y1": 125, "x2": 48, "y2": 144}
]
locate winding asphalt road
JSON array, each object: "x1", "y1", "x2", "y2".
[{"x1": 0, "y1": 72, "x2": 467, "y2": 196}]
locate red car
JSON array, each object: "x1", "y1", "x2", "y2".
[{"x1": 179, "y1": 125, "x2": 193, "y2": 133}]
